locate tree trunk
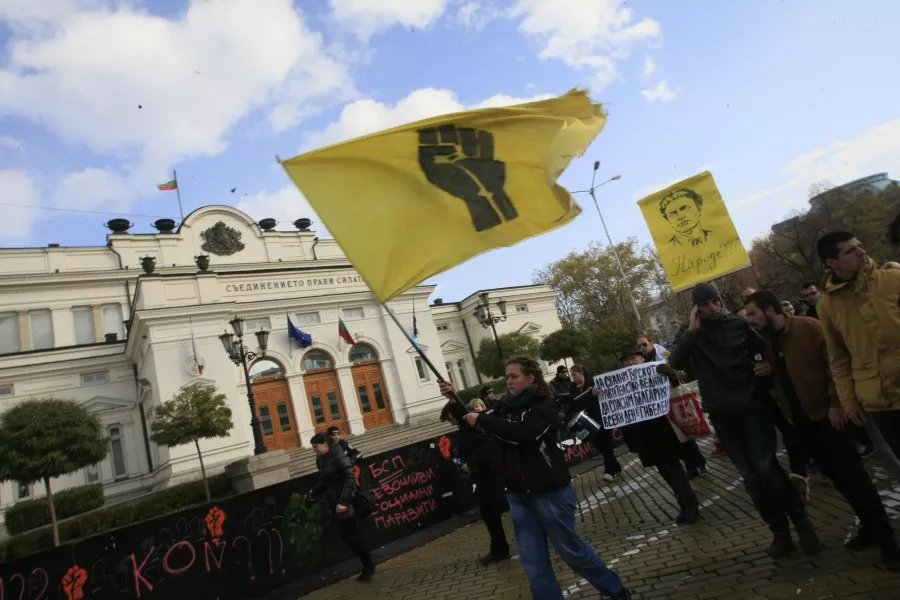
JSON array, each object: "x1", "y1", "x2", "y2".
[
  {"x1": 45, "y1": 476, "x2": 59, "y2": 547},
  {"x1": 196, "y1": 440, "x2": 211, "y2": 503}
]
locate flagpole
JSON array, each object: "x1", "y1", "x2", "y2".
[
  {"x1": 382, "y1": 303, "x2": 468, "y2": 419},
  {"x1": 174, "y1": 170, "x2": 185, "y2": 222}
]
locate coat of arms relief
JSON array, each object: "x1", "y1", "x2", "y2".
[{"x1": 201, "y1": 221, "x2": 245, "y2": 256}]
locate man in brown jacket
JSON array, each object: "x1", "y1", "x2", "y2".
[
  {"x1": 745, "y1": 290, "x2": 899, "y2": 569},
  {"x1": 816, "y1": 231, "x2": 900, "y2": 464}
]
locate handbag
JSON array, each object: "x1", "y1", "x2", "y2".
[
  {"x1": 351, "y1": 488, "x2": 375, "y2": 518},
  {"x1": 668, "y1": 380, "x2": 711, "y2": 439}
]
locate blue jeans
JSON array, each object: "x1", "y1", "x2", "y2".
[
  {"x1": 508, "y1": 485, "x2": 623, "y2": 599},
  {"x1": 709, "y1": 403, "x2": 810, "y2": 534}
]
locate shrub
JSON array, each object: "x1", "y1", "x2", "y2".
[
  {"x1": 0, "y1": 474, "x2": 232, "y2": 561},
  {"x1": 455, "y1": 379, "x2": 505, "y2": 404},
  {"x1": 5, "y1": 484, "x2": 104, "y2": 535}
]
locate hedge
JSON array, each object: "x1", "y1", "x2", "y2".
[
  {"x1": 5, "y1": 484, "x2": 105, "y2": 535},
  {"x1": 455, "y1": 379, "x2": 506, "y2": 404},
  {"x1": 0, "y1": 474, "x2": 232, "y2": 562}
]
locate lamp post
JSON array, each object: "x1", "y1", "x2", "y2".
[
  {"x1": 219, "y1": 317, "x2": 270, "y2": 455},
  {"x1": 474, "y1": 292, "x2": 507, "y2": 363},
  {"x1": 573, "y1": 162, "x2": 645, "y2": 333}
]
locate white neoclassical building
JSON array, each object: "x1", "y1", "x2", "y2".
[{"x1": 0, "y1": 206, "x2": 564, "y2": 521}]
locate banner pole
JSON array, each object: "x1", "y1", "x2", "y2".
[{"x1": 382, "y1": 302, "x2": 469, "y2": 420}]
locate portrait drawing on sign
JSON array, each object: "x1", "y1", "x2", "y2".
[{"x1": 659, "y1": 188, "x2": 712, "y2": 247}]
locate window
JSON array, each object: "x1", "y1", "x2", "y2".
[
  {"x1": 249, "y1": 359, "x2": 282, "y2": 381},
  {"x1": 457, "y1": 360, "x2": 470, "y2": 389},
  {"x1": 445, "y1": 362, "x2": 457, "y2": 387},
  {"x1": 327, "y1": 391, "x2": 341, "y2": 420},
  {"x1": 302, "y1": 350, "x2": 333, "y2": 371},
  {"x1": 0, "y1": 312, "x2": 20, "y2": 354},
  {"x1": 372, "y1": 383, "x2": 386, "y2": 410},
  {"x1": 29, "y1": 310, "x2": 54, "y2": 350},
  {"x1": 436, "y1": 323, "x2": 449, "y2": 332},
  {"x1": 294, "y1": 312, "x2": 321, "y2": 325},
  {"x1": 85, "y1": 464, "x2": 100, "y2": 484},
  {"x1": 101, "y1": 305, "x2": 125, "y2": 340},
  {"x1": 258, "y1": 406, "x2": 274, "y2": 435},
  {"x1": 515, "y1": 304, "x2": 528, "y2": 313},
  {"x1": 342, "y1": 307, "x2": 364, "y2": 320},
  {"x1": 0, "y1": 384, "x2": 13, "y2": 397},
  {"x1": 414, "y1": 357, "x2": 430, "y2": 382},
  {"x1": 73, "y1": 307, "x2": 96, "y2": 345},
  {"x1": 16, "y1": 482, "x2": 31, "y2": 501},
  {"x1": 108, "y1": 425, "x2": 127, "y2": 479},
  {"x1": 243, "y1": 317, "x2": 271, "y2": 331},
  {"x1": 349, "y1": 344, "x2": 376, "y2": 362},
  {"x1": 357, "y1": 385, "x2": 372, "y2": 413},
  {"x1": 276, "y1": 402, "x2": 292, "y2": 431},
  {"x1": 310, "y1": 394, "x2": 325, "y2": 424},
  {"x1": 80, "y1": 371, "x2": 109, "y2": 385}
]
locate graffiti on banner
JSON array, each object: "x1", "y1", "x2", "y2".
[{"x1": 593, "y1": 361, "x2": 671, "y2": 429}]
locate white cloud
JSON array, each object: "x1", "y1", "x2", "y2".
[
  {"x1": 457, "y1": 1, "x2": 499, "y2": 30},
  {"x1": 508, "y1": 0, "x2": 661, "y2": 90},
  {"x1": 735, "y1": 118, "x2": 900, "y2": 215},
  {"x1": 53, "y1": 167, "x2": 129, "y2": 212},
  {"x1": 303, "y1": 88, "x2": 552, "y2": 150},
  {"x1": 329, "y1": 0, "x2": 450, "y2": 39},
  {"x1": 0, "y1": 135, "x2": 22, "y2": 150},
  {"x1": 640, "y1": 80, "x2": 678, "y2": 102},
  {"x1": 642, "y1": 55, "x2": 656, "y2": 77},
  {"x1": 0, "y1": 170, "x2": 39, "y2": 241},
  {"x1": 235, "y1": 184, "x2": 330, "y2": 238},
  {"x1": 0, "y1": 0, "x2": 354, "y2": 218}
]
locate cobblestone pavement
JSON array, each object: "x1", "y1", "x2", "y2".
[{"x1": 302, "y1": 439, "x2": 900, "y2": 599}]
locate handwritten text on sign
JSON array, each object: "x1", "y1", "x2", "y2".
[{"x1": 593, "y1": 361, "x2": 670, "y2": 429}]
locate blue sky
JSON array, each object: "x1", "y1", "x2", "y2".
[{"x1": 1, "y1": 0, "x2": 899, "y2": 302}]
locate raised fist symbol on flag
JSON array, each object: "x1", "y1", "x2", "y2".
[{"x1": 418, "y1": 125, "x2": 518, "y2": 231}]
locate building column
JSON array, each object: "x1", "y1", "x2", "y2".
[
  {"x1": 92, "y1": 306, "x2": 104, "y2": 343},
  {"x1": 285, "y1": 373, "x2": 315, "y2": 447},
  {"x1": 17, "y1": 312, "x2": 30, "y2": 351},
  {"x1": 336, "y1": 365, "x2": 365, "y2": 436}
]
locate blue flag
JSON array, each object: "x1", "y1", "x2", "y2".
[
  {"x1": 413, "y1": 313, "x2": 419, "y2": 338},
  {"x1": 287, "y1": 317, "x2": 312, "y2": 348}
]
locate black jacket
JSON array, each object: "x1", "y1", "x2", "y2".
[
  {"x1": 312, "y1": 444, "x2": 356, "y2": 509},
  {"x1": 669, "y1": 314, "x2": 766, "y2": 413},
  {"x1": 337, "y1": 438, "x2": 360, "y2": 461},
  {"x1": 564, "y1": 382, "x2": 602, "y2": 424},
  {"x1": 476, "y1": 386, "x2": 570, "y2": 494},
  {"x1": 456, "y1": 421, "x2": 504, "y2": 480},
  {"x1": 549, "y1": 376, "x2": 573, "y2": 405}
]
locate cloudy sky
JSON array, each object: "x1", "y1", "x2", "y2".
[{"x1": 1, "y1": 0, "x2": 898, "y2": 301}]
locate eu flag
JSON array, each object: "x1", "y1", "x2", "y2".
[{"x1": 287, "y1": 317, "x2": 313, "y2": 348}]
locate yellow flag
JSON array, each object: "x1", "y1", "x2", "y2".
[
  {"x1": 638, "y1": 171, "x2": 750, "y2": 292},
  {"x1": 281, "y1": 90, "x2": 606, "y2": 303}
]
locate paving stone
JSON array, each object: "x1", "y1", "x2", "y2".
[{"x1": 301, "y1": 439, "x2": 900, "y2": 599}]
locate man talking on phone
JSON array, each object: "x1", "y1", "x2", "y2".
[{"x1": 669, "y1": 282, "x2": 819, "y2": 558}]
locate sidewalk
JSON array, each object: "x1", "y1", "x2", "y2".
[{"x1": 301, "y1": 439, "x2": 900, "y2": 599}]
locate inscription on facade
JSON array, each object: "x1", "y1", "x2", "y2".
[{"x1": 224, "y1": 275, "x2": 363, "y2": 294}]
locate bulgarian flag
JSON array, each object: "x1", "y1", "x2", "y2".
[
  {"x1": 338, "y1": 318, "x2": 355, "y2": 345},
  {"x1": 157, "y1": 178, "x2": 178, "y2": 191}
]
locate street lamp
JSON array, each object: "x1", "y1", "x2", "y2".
[
  {"x1": 475, "y1": 292, "x2": 507, "y2": 363},
  {"x1": 572, "y1": 162, "x2": 645, "y2": 333},
  {"x1": 219, "y1": 317, "x2": 270, "y2": 455}
]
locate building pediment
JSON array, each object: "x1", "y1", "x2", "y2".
[
  {"x1": 82, "y1": 396, "x2": 136, "y2": 413},
  {"x1": 441, "y1": 340, "x2": 468, "y2": 353},
  {"x1": 406, "y1": 344, "x2": 429, "y2": 354},
  {"x1": 518, "y1": 321, "x2": 542, "y2": 334}
]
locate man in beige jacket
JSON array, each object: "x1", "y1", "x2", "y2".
[{"x1": 817, "y1": 230, "x2": 900, "y2": 468}]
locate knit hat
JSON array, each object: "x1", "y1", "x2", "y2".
[
  {"x1": 557, "y1": 365, "x2": 568, "y2": 373},
  {"x1": 618, "y1": 344, "x2": 643, "y2": 361},
  {"x1": 691, "y1": 282, "x2": 720, "y2": 306}
]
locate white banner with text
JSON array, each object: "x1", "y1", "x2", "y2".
[{"x1": 593, "y1": 361, "x2": 671, "y2": 429}]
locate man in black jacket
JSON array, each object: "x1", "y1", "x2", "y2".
[
  {"x1": 670, "y1": 282, "x2": 819, "y2": 558},
  {"x1": 440, "y1": 355, "x2": 631, "y2": 600}
]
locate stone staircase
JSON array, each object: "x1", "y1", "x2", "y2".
[{"x1": 288, "y1": 421, "x2": 456, "y2": 478}]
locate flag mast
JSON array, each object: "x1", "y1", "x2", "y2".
[{"x1": 173, "y1": 170, "x2": 185, "y2": 222}]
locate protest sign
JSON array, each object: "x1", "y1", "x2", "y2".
[{"x1": 593, "y1": 361, "x2": 671, "y2": 429}]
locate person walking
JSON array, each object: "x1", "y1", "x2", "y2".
[
  {"x1": 614, "y1": 345, "x2": 701, "y2": 524},
  {"x1": 669, "y1": 282, "x2": 819, "y2": 557},
  {"x1": 440, "y1": 400, "x2": 510, "y2": 565},
  {"x1": 816, "y1": 231, "x2": 900, "y2": 473},
  {"x1": 568, "y1": 365, "x2": 622, "y2": 481},
  {"x1": 637, "y1": 333, "x2": 669, "y2": 363},
  {"x1": 440, "y1": 356, "x2": 631, "y2": 600},
  {"x1": 744, "y1": 290, "x2": 900, "y2": 569},
  {"x1": 326, "y1": 425, "x2": 361, "y2": 462},
  {"x1": 309, "y1": 433, "x2": 374, "y2": 581}
]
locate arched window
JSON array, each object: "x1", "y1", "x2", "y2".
[
  {"x1": 349, "y1": 344, "x2": 377, "y2": 363},
  {"x1": 302, "y1": 350, "x2": 334, "y2": 371},
  {"x1": 249, "y1": 359, "x2": 283, "y2": 381}
]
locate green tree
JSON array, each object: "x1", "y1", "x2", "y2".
[
  {"x1": 0, "y1": 399, "x2": 108, "y2": 546},
  {"x1": 150, "y1": 383, "x2": 233, "y2": 503},
  {"x1": 474, "y1": 332, "x2": 541, "y2": 379},
  {"x1": 539, "y1": 326, "x2": 590, "y2": 364}
]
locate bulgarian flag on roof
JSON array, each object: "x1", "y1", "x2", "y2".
[
  {"x1": 338, "y1": 318, "x2": 355, "y2": 345},
  {"x1": 157, "y1": 178, "x2": 178, "y2": 191}
]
